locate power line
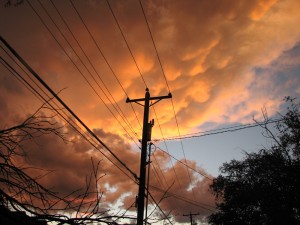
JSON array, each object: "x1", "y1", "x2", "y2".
[
  {"x1": 36, "y1": 0, "x2": 139, "y2": 145},
  {"x1": 69, "y1": 0, "x2": 125, "y2": 95},
  {"x1": 170, "y1": 99, "x2": 197, "y2": 199},
  {"x1": 147, "y1": 144, "x2": 167, "y2": 190},
  {"x1": 137, "y1": 0, "x2": 186, "y2": 197},
  {"x1": 138, "y1": 0, "x2": 170, "y2": 92},
  {"x1": 0, "y1": 54, "x2": 137, "y2": 184},
  {"x1": 106, "y1": 0, "x2": 148, "y2": 89},
  {"x1": 27, "y1": 0, "x2": 140, "y2": 148},
  {"x1": 150, "y1": 147, "x2": 182, "y2": 213},
  {"x1": 147, "y1": 190, "x2": 174, "y2": 225},
  {"x1": 153, "y1": 145, "x2": 213, "y2": 181},
  {"x1": 4, "y1": 37, "x2": 172, "y2": 223},
  {"x1": 126, "y1": 89, "x2": 172, "y2": 225},
  {"x1": 151, "y1": 152, "x2": 169, "y2": 190},
  {"x1": 104, "y1": 0, "x2": 144, "y2": 131},
  {"x1": 106, "y1": 1, "x2": 189, "y2": 216},
  {"x1": 106, "y1": 1, "x2": 198, "y2": 218},
  {"x1": 0, "y1": 35, "x2": 139, "y2": 182},
  {"x1": 152, "y1": 105, "x2": 184, "y2": 192},
  {"x1": 0, "y1": 69, "x2": 172, "y2": 220},
  {"x1": 146, "y1": 180, "x2": 175, "y2": 222},
  {"x1": 0, "y1": 54, "x2": 44, "y2": 104},
  {"x1": 49, "y1": 0, "x2": 140, "y2": 141},
  {"x1": 85, "y1": 2, "x2": 202, "y2": 216},
  {"x1": 154, "y1": 119, "x2": 283, "y2": 141},
  {"x1": 150, "y1": 150, "x2": 187, "y2": 216},
  {"x1": 149, "y1": 185, "x2": 215, "y2": 212},
  {"x1": 186, "y1": 121, "x2": 272, "y2": 136},
  {"x1": 138, "y1": 0, "x2": 197, "y2": 201},
  {"x1": 69, "y1": 0, "x2": 143, "y2": 135},
  {"x1": 150, "y1": 156, "x2": 165, "y2": 189},
  {"x1": 1, "y1": 45, "x2": 102, "y2": 156},
  {"x1": 151, "y1": 152, "x2": 186, "y2": 219}
]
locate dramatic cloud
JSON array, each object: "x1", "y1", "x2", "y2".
[
  {"x1": 4, "y1": 110, "x2": 213, "y2": 221},
  {"x1": 1, "y1": 0, "x2": 300, "y2": 222}
]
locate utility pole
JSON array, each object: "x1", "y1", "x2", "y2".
[
  {"x1": 183, "y1": 212, "x2": 200, "y2": 225},
  {"x1": 126, "y1": 88, "x2": 171, "y2": 225}
]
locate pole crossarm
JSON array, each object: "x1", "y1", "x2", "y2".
[
  {"x1": 126, "y1": 88, "x2": 172, "y2": 225},
  {"x1": 126, "y1": 92, "x2": 172, "y2": 104},
  {"x1": 183, "y1": 212, "x2": 200, "y2": 225}
]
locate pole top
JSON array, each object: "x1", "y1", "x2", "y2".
[{"x1": 146, "y1": 88, "x2": 149, "y2": 92}]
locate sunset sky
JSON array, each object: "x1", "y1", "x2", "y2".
[{"x1": 1, "y1": 0, "x2": 300, "y2": 223}]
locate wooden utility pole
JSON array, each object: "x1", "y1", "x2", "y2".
[
  {"x1": 126, "y1": 88, "x2": 171, "y2": 225},
  {"x1": 183, "y1": 212, "x2": 200, "y2": 225}
]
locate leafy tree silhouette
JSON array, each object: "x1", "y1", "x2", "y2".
[{"x1": 209, "y1": 97, "x2": 300, "y2": 225}]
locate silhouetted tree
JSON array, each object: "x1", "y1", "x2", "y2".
[
  {"x1": 0, "y1": 103, "x2": 133, "y2": 224},
  {"x1": 209, "y1": 97, "x2": 300, "y2": 225}
]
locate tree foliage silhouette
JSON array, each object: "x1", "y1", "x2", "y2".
[{"x1": 209, "y1": 97, "x2": 300, "y2": 225}]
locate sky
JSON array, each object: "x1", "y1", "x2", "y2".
[{"x1": 1, "y1": 0, "x2": 300, "y2": 223}]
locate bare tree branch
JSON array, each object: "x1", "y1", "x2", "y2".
[{"x1": 0, "y1": 102, "x2": 130, "y2": 224}]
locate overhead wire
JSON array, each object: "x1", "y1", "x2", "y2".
[
  {"x1": 104, "y1": 1, "x2": 200, "y2": 219},
  {"x1": 0, "y1": 35, "x2": 139, "y2": 182},
  {"x1": 138, "y1": 0, "x2": 170, "y2": 92},
  {"x1": 138, "y1": 0, "x2": 197, "y2": 201},
  {"x1": 149, "y1": 185, "x2": 215, "y2": 212},
  {"x1": 108, "y1": 0, "x2": 189, "y2": 213},
  {"x1": 148, "y1": 107, "x2": 183, "y2": 218},
  {"x1": 70, "y1": 0, "x2": 215, "y2": 220},
  {"x1": 2, "y1": 35, "x2": 171, "y2": 225},
  {"x1": 154, "y1": 119, "x2": 283, "y2": 141},
  {"x1": 100, "y1": 2, "x2": 182, "y2": 221},
  {"x1": 147, "y1": 190, "x2": 173, "y2": 225},
  {"x1": 153, "y1": 144, "x2": 213, "y2": 181},
  {"x1": 22, "y1": 1, "x2": 175, "y2": 220},
  {"x1": 5, "y1": 1, "x2": 284, "y2": 221},
  {"x1": 150, "y1": 157, "x2": 165, "y2": 189},
  {"x1": 1, "y1": 42, "x2": 138, "y2": 186},
  {"x1": 149, "y1": 150, "x2": 184, "y2": 218},
  {"x1": 48, "y1": 0, "x2": 141, "y2": 142},
  {"x1": 0, "y1": 55, "x2": 133, "y2": 183},
  {"x1": 27, "y1": 0, "x2": 131, "y2": 149},
  {"x1": 0, "y1": 54, "x2": 44, "y2": 105},
  {"x1": 145, "y1": 183, "x2": 216, "y2": 222},
  {"x1": 68, "y1": 0, "x2": 143, "y2": 131},
  {"x1": 105, "y1": 0, "x2": 179, "y2": 213},
  {"x1": 146, "y1": 180, "x2": 175, "y2": 222},
  {"x1": 30, "y1": 0, "x2": 140, "y2": 149},
  {"x1": 106, "y1": 0, "x2": 148, "y2": 89},
  {"x1": 151, "y1": 152, "x2": 168, "y2": 189},
  {"x1": 104, "y1": 0, "x2": 148, "y2": 130},
  {"x1": 2, "y1": 0, "x2": 197, "y2": 220},
  {"x1": 104, "y1": 0, "x2": 194, "y2": 215},
  {"x1": 1, "y1": 45, "x2": 102, "y2": 156},
  {"x1": 152, "y1": 105, "x2": 184, "y2": 191},
  {"x1": 1, "y1": 48, "x2": 76, "y2": 138}
]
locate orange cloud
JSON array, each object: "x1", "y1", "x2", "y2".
[
  {"x1": 1, "y1": 0, "x2": 300, "y2": 222},
  {"x1": 249, "y1": 0, "x2": 277, "y2": 21}
]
